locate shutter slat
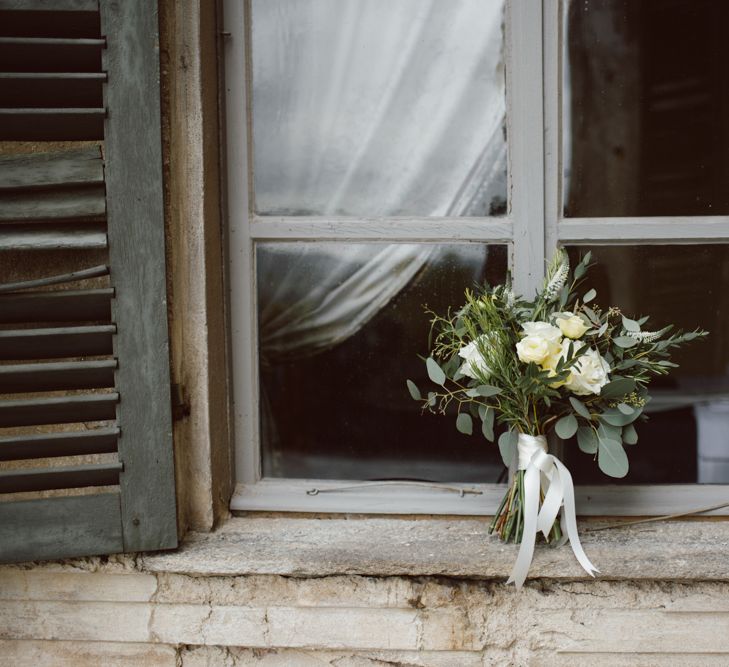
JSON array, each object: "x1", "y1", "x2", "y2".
[
  {"x1": 0, "y1": 360, "x2": 116, "y2": 392},
  {"x1": 0, "y1": 288, "x2": 113, "y2": 323},
  {"x1": 0, "y1": 38, "x2": 103, "y2": 74},
  {"x1": 0, "y1": 427, "x2": 118, "y2": 461},
  {"x1": 0, "y1": 1, "x2": 99, "y2": 11},
  {"x1": 0, "y1": 324, "x2": 114, "y2": 360},
  {"x1": 0, "y1": 264, "x2": 108, "y2": 293},
  {"x1": 0, "y1": 185, "x2": 105, "y2": 221},
  {"x1": 0, "y1": 393, "x2": 118, "y2": 427},
  {"x1": 0, "y1": 147, "x2": 103, "y2": 190},
  {"x1": 0, "y1": 462, "x2": 121, "y2": 493},
  {"x1": 0, "y1": 109, "x2": 104, "y2": 141},
  {"x1": 0, "y1": 73, "x2": 104, "y2": 108},
  {"x1": 0, "y1": 493, "x2": 123, "y2": 564},
  {"x1": 0, "y1": 222, "x2": 107, "y2": 250}
]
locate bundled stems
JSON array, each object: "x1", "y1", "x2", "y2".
[{"x1": 488, "y1": 470, "x2": 563, "y2": 544}]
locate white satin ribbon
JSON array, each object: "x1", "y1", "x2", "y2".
[{"x1": 506, "y1": 434, "x2": 599, "y2": 589}]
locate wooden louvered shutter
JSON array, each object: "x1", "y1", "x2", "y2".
[{"x1": 0, "y1": 1, "x2": 177, "y2": 561}]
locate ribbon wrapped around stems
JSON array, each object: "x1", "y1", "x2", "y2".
[{"x1": 507, "y1": 433, "x2": 599, "y2": 589}]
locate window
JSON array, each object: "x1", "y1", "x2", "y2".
[{"x1": 225, "y1": 0, "x2": 729, "y2": 515}]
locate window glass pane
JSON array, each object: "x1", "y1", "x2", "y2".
[
  {"x1": 564, "y1": 245, "x2": 729, "y2": 483},
  {"x1": 563, "y1": 0, "x2": 729, "y2": 217},
  {"x1": 251, "y1": 0, "x2": 507, "y2": 217},
  {"x1": 257, "y1": 243, "x2": 508, "y2": 481}
]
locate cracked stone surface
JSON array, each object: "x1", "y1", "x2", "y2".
[{"x1": 141, "y1": 517, "x2": 729, "y2": 581}]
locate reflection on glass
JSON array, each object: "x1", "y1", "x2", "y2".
[
  {"x1": 564, "y1": 245, "x2": 729, "y2": 483},
  {"x1": 251, "y1": 0, "x2": 506, "y2": 217},
  {"x1": 257, "y1": 243, "x2": 508, "y2": 481},
  {"x1": 563, "y1": 0, "x2": 729, "y2": 217}
]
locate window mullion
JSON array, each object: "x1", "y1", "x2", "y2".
[
  {"x1": 543, "y1": 0, "x2": 561, "y2": 260},
  {"x1": 225, "y1": 0, "x2": 261, "y2": 486},
  {"x1": 507, "y1": 0, "x2": 546, "y2": 297}
]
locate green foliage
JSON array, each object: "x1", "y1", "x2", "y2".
[
  {"x1": 598, "y1": 437, "x2": 629, "y2": 478},
  {"x1": 555, "y1": 414, "x2": 578, "y2": 439},
  {"x1": 411, "y1": 246, "x2": 707, "y2": 483},
  {"x1": 498, "y1": 430, "x2": 518, "y2": 468},
  {"x1": 577, "y1": 426, "x2": 598, "y2": 454},
  {"x1": 456, "y1": 412, "x2": 473, "y2": 436},
  {"x1": 406, "y1": 380, "x2": 421, "y2": 401}
]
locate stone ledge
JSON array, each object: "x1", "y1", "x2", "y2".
[{"x1": 141, "y1": 517, "x2": 729, "y2": 581}]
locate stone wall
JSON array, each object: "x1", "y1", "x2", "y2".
[
  {"x1": 2, "y1": 563, "x2": 728, "y2": 666},
  {"x1": 2, "y1": 518, "x2": 729, "y2": 666}
]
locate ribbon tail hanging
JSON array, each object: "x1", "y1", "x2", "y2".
[
  {"x1": 553, "y1": 458, "x2": 600, "y2": 577},
  {"x1": 506, "y1": 463, "x2": 541, "y2": 589}
]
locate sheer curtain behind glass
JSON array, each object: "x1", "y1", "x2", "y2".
[{"x1": 250, "y1": 0, "x2": 509, "y2": 480}]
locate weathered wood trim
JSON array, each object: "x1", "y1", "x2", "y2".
[
  {"x1": 248, "y1": 217, "x2": 513, "y2": 242},
  {"x1": 559, "y1": 217, "x2": 729, "y2": 242},
  {"x1": 0, "y1": 462, "x2": 122, "y2": 493},
  {"x1": 507, "y1": 0, "x2": 545, "y2": 296},
  {"x1": 0, "y1": 427, "x2": 119, "y2": 461},
  {"x1": 0, "y1": 288, "x2": 113, "y2": 323},
  {"x1": 101, "y1": 0, "x2": 177, "y2": 552},
  {"x1": 0, "y1": 359, "x2": 116, "y2": 392},
  {"x1": 0, "y1": 324, "x2": 114, "y2": 360},
  {"x1": 0, "y1": 0, "x2": 98, "y2": 10},
  {"x1": 0, "y1": 393, "x2": 118, "y2": 428},
  {"x1": 0, "y1": 147, "x2": 103, "y2": 190},
  {"x1": 231, "y1": 478, "x2": 729, "y2": 517},
  {"x1": 0, "y1": 493, "x2": 123, "y2": 564},
  {"x1": 0, "y1": 222, "x2": 106, "y2": 250}
]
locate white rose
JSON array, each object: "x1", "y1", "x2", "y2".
[
  {"x1": 458, "y1": 335, "x2": 491, "y2": 380},
  {"x1": 516, "y1": 335, "x2": 552, "y2": 365},
  {"x1": 565, "y1": 347, "x2": 611, "y2": 396},
  {"x1": 555, "y1": 312, "x2": 589, "y2": 339},
  {"x1": 541, "y1": 338, "x2": 576, "y2": 387},
  {"x1": 521, "y1": 321, "x2": 562, "y2": 344}
]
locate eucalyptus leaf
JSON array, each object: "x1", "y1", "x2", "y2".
[
  {"x1": 583, "y1": 250, "x2": 592, "y2": 264},
  {"x1": 498, "y1": 430, "x2": 519, "y2": 468},
  {"x1": 598, "y1": 421, "x2": 621, "y2": 442},
  {"x1": 598, "y1": 437, "x2": 629, "y2": 478},
  {"x1": 480, "y1": 406, "x2": 495, "y2": 441},
  {"x1": 577, "y1": 426, "x2": 598, "y2": 454},
  {"x1": 623, "y1": 423, "x2": 638, "y2": 445},
  {"x1": 598, "y1": 322, "x2": 608, "y2": 336},
  {"x1": 427, "y1": 392, "x2": 436, "y2": 407},
  {"x1": 569, "y1": 397, "x2": 592, "y2": 420},
  {"x1": 574, "y1": 263, "x2": 586, "y2": 279},
  {"x1": 555, "y1": 414, "x2": 578, "y2": 439},
  {"x1": 583, "y1": 288, "x2": 597, "y2": 303},
  {"x1": 617, "y1": 402, "x2": 633, "y2": 415},
  {"x1": 406, "y1": 380, "x2": 421, "y2": 401},
  {"x1": 559, "y1": 285, "x2": 569, "y2": 307},
  {"x1": 474, "y1": 384, "x2": 501, "y2": 398},
  {"x1": 622, "y1": 316, "x2": 640, "y2": 332},
  {"x1": 426, "y1": 357, "x2": 446, "y2": 386},
  {"x1": 600, "y1": 377, "x2": 636, "y2": 399},
  {"x1": 613, "y1": 336, "x2": 638, "y2": 349},
  {"x1": 456, "y1": 412, "x2": 473, "y2": 436},
  {"x1": 600, "y1": 407, "x2": 639, "y2": 427}
]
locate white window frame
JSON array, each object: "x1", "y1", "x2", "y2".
[{"x1": 223, "y1": 0, "x2": 729, "y2": 516}]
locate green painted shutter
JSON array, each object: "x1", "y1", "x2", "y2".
[{"x1": 0, "y1": 0, "x2": 177, "y2": 562}]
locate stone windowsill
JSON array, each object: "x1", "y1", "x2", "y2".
[{"x1": 141, "y1": 516, "x2": 729, "y2": 581}]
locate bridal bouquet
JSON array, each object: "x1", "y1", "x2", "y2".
[{"x1": 407, "y1": 249, "x2": 706, "y2": 587}]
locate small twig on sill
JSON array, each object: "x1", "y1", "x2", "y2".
[
  {"x1": 585, "y1": 500, "x2": 729, "y2": 532},
  {"x1": 306, "y1": 481, "x2": 483, "y2": 497}
]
